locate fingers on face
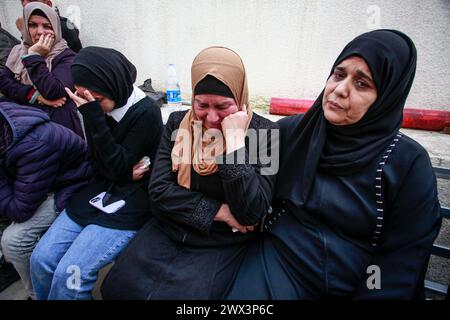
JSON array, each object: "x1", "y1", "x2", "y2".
[
  {"x1": 83, "y1": 90, "x2": 96, "y2": 102},
  {"x1": 65, "y1": 87, "x2": 75, "y2": 98},
  {"x1": 65, "y1": 87, "x2": 83, "y2": 104},
  {"x1": 47, "y1": 36, "x2": 54, "y2": 47},
  {"x1": 45, "y1": 34, "x2": 54, "y2": 47}
]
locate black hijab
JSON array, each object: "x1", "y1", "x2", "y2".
[
  {"x1": 71, "y1": 47, "x2": 137, "y2": 109},
  {"x1": 276, "y1": 29, "x2": 417, "y2": 208}
]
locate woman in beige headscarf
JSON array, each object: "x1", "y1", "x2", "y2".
[
  {"x1": 0, "y1": 2, "x2": 82, "y2": 137},
  {"x1": 101, "y1": 46, "x2": 279, "y2": 300}
]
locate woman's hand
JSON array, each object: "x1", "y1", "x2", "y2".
[
  {"x1": 28, "y1": 34, "x2": 55, "y2": 57},
  {"x1": 132, "y1": 157, "x2": 150, "y2": 181},
  {"x1": 65, "y1": 87, "x2": 95, "y2": 108},
  {"x1": 214, "y1": 203, "x2": 255, "y2": 234},
  {"x1": 37, "y1": 95, "x2": 66, "y2": 108},
  {"x1": 221, "y1": 104, "x2": 249, "y2": 153}
]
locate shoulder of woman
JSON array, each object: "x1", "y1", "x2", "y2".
[
  {"x1": 52, "y1": 48, "x2": 76, "y2": 64},
  {"x1": 7, "y1": 43, "x2": 22, "y2": 55},
  {"x1": 392, "y1": 134, "x2": 431, "y2": 166},
  {"x1": 166, "y1": 109, "x2": 189, "y2": 129},
  {"x1": 119, "y1": 96, "x2": 158, "y2": 121},
  {"x1": 249, "y1": 112, "x2": 279, "y2": 130},
  {"x1": 384, "y1": 133, "x2": 435, "y2": 187},
  {"x1": 277, "y1": 113, "x2": 304, "y2": 130},
  {"x1": 132, "y1": 96, "x2": 160, "y2": 114},
  {"x1": 4, "y1": 44, "x2": 22, "y2": 65},
  {"x1": 129, "y1": 98, "x2": 164, "y2": 131}
]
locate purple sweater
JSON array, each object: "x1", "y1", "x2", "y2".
[
  {"x1": 0, "y1": 48, "x2": 83, "y2": 137},
  {"x1": 0, "y1": 101, "x2": 92, "y2": 223}
]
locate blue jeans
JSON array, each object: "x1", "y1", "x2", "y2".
[{"x1": 30, "y1": 211, "x2": 136, "y2": 300}]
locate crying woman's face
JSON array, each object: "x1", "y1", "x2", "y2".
[{"x1": 75, "y1": 85, "x2": 116, "y2": 113}]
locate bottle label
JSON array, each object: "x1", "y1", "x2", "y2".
[{"x1": 167, "y1": 89, "x2": 181, "y2": 104}]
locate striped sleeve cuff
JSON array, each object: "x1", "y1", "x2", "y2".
[
  {"x1": 28, "y1": 89, "x2": 40, "y2": 104},
  {"x1": 21, "y1": 53, "x2": 40, "y2": 61}
]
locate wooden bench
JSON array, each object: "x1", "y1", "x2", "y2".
[{"x1": 425, "y1": 166, "x2": 450, "y2": 299}]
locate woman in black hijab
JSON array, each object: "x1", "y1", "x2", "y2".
[
  {"x1": 227, "y1": 29, "x2": 442, "y2": 299},
  {"x1": 29, "y1": 47, "x2": 163, "y2": 300}
]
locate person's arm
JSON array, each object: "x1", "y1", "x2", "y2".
[
  {"x1": 149, "y1": 112, "x2": 223, "y2": 234},
  {"x1": 22, "y1": 49, "x2": 74, "y2": 100},
  {"x1": 0, "y1": 66, "x2": 35, "y2": 104},
  {"x1": 77, "y1": 98, "x2": 161, "y2": 183},
  {"x1": 217, "y1": 127, "x2": 277, "y2": 226},
  {"x1": 0, "y1": 139, "x2": 61, "y2": 223},
  {"x1": 353, "y1": 150, "x2": 442, "y2": 299}
]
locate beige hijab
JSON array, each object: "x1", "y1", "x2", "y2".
[
  {"x1": 5, "y1": 2, "x2": 68, "y2": 85},
  {"x1": 171, "y1": 46, "x2": 253, "y2": 189}
]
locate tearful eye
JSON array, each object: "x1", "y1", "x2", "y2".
[
  {"x1": 333, "y1": 70, "x2": 345, "y2": 80},
  {"x1": 355, "y1": 80, "x2": 368, "y2": 89}
]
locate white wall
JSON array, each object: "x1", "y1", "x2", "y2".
[{"x1": 1, "y1": 0, "x2": 449, "y2": 110}]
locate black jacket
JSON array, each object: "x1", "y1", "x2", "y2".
[
  {"x1": 59, "y1": 15, "x2": 82, "y2": 53},
  {"x1": 227, "y1": 114, "x2": 442, "y2": 300},
  {"x1": 0, "y1": 27, "x2": 19, "y2": 72},
  {"x1": 148, "y1": 110, "x2": 278, "y2": 247},
  {"x1": 0, "y1": 101, "x2": 92, "y2": 222},
  {"x1": 66, "y1": 96, "x2": 163, "y2": 230}
]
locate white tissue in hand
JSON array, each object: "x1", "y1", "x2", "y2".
[{"x1": 140, "y1": 156, "x2": 151, "y2": 169}]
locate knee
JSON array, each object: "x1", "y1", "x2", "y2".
[
  {"x1": 30, "y1": 240, "x2": 53, "y2": 276},
  {"x1": 1, "y1": 226, "x2": 27, "y2": 260},
  {"x1": 29, "y1": 247, "x2": 41, "y2": 273}
]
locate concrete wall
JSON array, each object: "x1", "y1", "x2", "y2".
[{"x1": 1, "y1": 0, "x2": 449, "y2": 110}]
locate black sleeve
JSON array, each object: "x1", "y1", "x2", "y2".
[
  {"x1": 353, "y1": 150, "x2": 442, "y2": 299},
  {"x1": 148, "y1": 113, "x2": 222, "y2": 234},
  {"x1": 0, "y1": 139, "x2": 60, "y2": 222},
  {"x1": 0, "y1": 66, "x2": 34, "y2": 104},
  {"x1": 216, "y1": 126, "x2": 278, "y2": 226},
  {"x1": 22, "y1": 51, "x2": 74, "y2": 100},
  {"x1": 78, "y1": 99, "x2": 162, "y2": 183},
  {"x1": 0, "y1": 29, "x2": 20, "y2": 70},
  {"x1": 60, "y1": 16, "x2": 82, "y2": 53}
]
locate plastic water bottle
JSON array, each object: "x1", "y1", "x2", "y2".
[{"x1": 166, "y1": 64, "x2": 182, "y2": 110}]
